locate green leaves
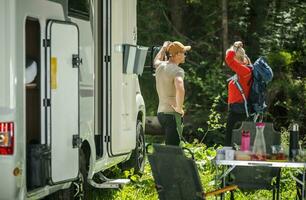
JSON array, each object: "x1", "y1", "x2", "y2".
[{"x1": 138, "y1": 0, "x2": 306, "y2": 144}]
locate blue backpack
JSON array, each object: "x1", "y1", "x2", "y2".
[
  {"x1": 230, "y1": 57, "x2": 273, "y2": 121},
  {"x1": 249, "y1": 57, "x2": 273, "y2": 115}
]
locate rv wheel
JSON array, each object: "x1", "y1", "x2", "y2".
[
  {"x1": 135, "y1": 120, "x2": 146, "y2": 174},
  {"x1": 122, "y1": 120, "x2": 146, "y2": 174}
]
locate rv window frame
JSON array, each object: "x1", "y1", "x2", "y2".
[{"x1": 68, "y1": 0, "x2": 90, "y2": 21}]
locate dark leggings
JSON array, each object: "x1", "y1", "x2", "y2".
[
  {"x1": 225, "y1": 110, "x2": 248, "y2": 146},
  {"x1": 157, "y1": 113, "x2": 181, "y2": 146}
]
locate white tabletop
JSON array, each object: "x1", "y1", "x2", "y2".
[{"x1": 215, "y1": 160, "x2": 306, "y2": 168}]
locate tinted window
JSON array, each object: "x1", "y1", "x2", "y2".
[{"x1": 68, "y1": 0, "x2": 89, "y2": 20}]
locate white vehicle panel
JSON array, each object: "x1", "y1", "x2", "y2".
[
  {"x1": 49, "y1": 21, "x2": 79, "y2": 183},
  {"x1": 0, "y1": 0, "x2": 15, "y2": 109},
  {"x1": 0, "y1": 157, "x2": 18, "y2": 200},
  {"x1": 110, "y1": 0, "x2": 137, "y2": 155},
  {"x1": 0, "y1": 0, "x2": 146, "y2": 198},
  {"x1": 70, "y1": 18, "x2": 95, "y2": 140}
]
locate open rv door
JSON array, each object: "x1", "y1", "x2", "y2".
[
  {"x1": 104, "y1": 0, "x2": 138, "y2": 157},
  {"x1": 46, "y1": 20, "x2": 80, "y2": 183}
]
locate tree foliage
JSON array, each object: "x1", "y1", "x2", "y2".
[{"x1": 138, "y1": 0, "x2": 306, "y2": 145}]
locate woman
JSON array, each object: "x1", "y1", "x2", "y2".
[{"x1": 224, "y1": 41, "x2": 252, "y2": 146}]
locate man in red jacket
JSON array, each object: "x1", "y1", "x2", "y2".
[{"x1": 224, "y1": 41, "x2": 252, "y2": 146}]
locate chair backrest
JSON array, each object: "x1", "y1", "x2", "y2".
[
  {"x1": 232, "y1": 121, "x2": 281, "y2": 154},
  {"x1": 148, "y1": 144, "x2": 205, "y2": 200},
  {"x1": 230, "y1": 121, "x2": 281, "y2": 190}
]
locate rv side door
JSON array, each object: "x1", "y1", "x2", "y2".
[{"x1": 46, "y1": 20, "x2": 79, "y2": 183}]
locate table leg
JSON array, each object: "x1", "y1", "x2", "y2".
[
  {"x1": 216, "y1": 164, "x2": 236, "y2": 200},
  {"x1": 215, "y1": 163, "x2": 224, "y2": 200},
  {"x1": 303, "y1": 169, "x2": 305, "y2": 200},
  {"x1": 215, "y1": 164, "x2": 219, "y2": 200},
  {"x1": 221, "y1": 165, "x2": 225, "y2": 200},
  {"x1": 276, "y1": 168, "x2": 281, "y2": 200}
]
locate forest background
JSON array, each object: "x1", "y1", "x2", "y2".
[{"x1": 138, "y1": 0, "x2": 306, "y2": 145}]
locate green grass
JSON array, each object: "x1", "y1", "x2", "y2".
[
  {"x1": 90, "y1": 164, "x2": 158, "y2": 200},
  {"x1": 91, "y1": 162, "x2": 300, "y2": 200},
  {"x1": 91, "y1": 142, "x2": 300, "y2": 200}
]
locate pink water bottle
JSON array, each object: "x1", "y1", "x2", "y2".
[{"x1": 241, "y1": 130, "x2": 251, "y2": 151}]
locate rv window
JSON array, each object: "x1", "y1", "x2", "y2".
[{"x1": 68, "y1": 0, "x2": 89, "y2": 20}]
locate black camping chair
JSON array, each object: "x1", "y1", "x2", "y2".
[
  {"x1": 148, "y1": 144, "x2": 237, "y2": 200},
  {"x1": 229, "y1": 121, "x2": 281, "y2": 200}
]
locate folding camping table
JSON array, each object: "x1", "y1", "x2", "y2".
[{"x1": 214, "y1": 160, "x2": 306, "y2": 199}]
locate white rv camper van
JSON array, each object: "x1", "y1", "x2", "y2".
[{"x1": 0, "y1": 0, "x2": 147, "y2": 199}]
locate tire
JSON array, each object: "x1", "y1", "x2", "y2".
[{"x1": 122, "y1": 120, "x2": 146, "y2": 175}]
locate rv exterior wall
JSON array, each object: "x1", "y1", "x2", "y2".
[
  {"x1": 0, "y1": 0, "x2": 16, "y2": 110},
  {"x1": 0, "y1": 1, "x2": 20, "y2": 200},
  {"x1": 0, "y1": 0, "x2": 145, "y2": 199}
]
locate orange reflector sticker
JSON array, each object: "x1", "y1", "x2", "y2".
[{"x1": 51, "y1": 57, "x2": 58, "y2": 89}]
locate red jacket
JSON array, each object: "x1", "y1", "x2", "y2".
[{"x1": 225, "y1": 50, "x2": 252, "y2": 104}]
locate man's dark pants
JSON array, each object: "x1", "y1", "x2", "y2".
[{"x1": 157, "y1": 112, "x2": 181, "y2": 146}]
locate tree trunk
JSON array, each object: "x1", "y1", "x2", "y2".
[
  {"x1": 145, "y1": 116, "x2": 163, "y2": 135},
  {"x1": 166, "y1": 0, "x2": 184, "y2": 34},
  {"x1": 145, "y1": 115, "x2": 193, "y2": 136},
  {"x1": 222, "y1": 0, "x2": 228, "y2": 53},
  {"x1": 222, "y1": 0, "x2": 231, "y2": 76},
  {"x1": 246, "y1": 0, "x2": 270, "y2": 59}
]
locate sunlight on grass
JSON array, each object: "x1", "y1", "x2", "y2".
[{"x1": 92, "y1": 143, "x2": 300, "y2": 200}]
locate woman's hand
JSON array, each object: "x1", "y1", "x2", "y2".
[
  {"x1": 233, "y1": 41, "x2": 243, "y2": 48},
  {"x1": 232, "y1": 41, "x2": 244, "y2": 53}
]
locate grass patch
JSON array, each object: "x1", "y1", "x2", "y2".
[{"x1": 92, "y1": 142, "x2": 300, "y2": 200}]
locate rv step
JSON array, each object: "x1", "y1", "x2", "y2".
[
  {"x1": 88, "y1": 173, "x2": 130, "y2": 189},
  {"x1": 88, "y1": 178, "x2": 130, "y2": 189}
]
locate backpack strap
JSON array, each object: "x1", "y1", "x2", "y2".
[{"x1": 227, "y1": 74, "x2": 249, "y2": 118}]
